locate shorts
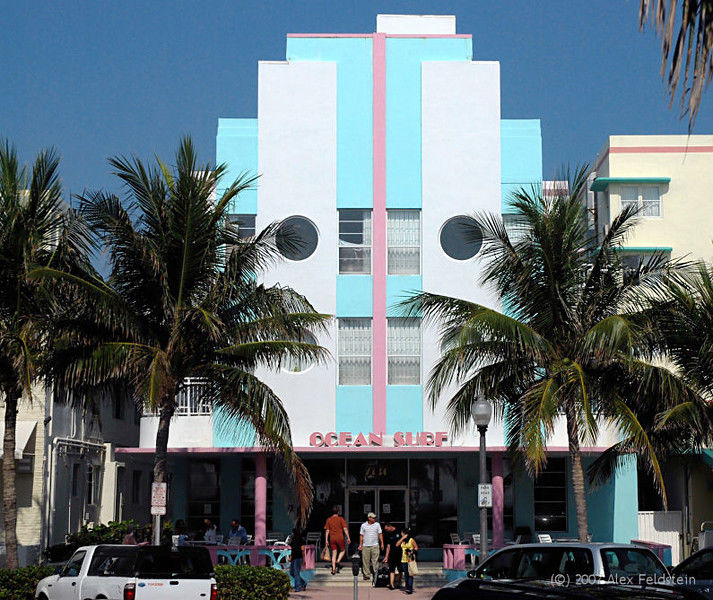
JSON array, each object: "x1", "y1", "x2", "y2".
[
  {"x1": 387, "y1": 553, "x2": 400, "y2": 573},
  {"x1": 329, "y1": 538, "x2": 345, "y2": 552}
]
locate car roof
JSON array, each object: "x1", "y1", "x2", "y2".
[{"x1": 495, "y1": 543, "x2": 652, "y2": 550}]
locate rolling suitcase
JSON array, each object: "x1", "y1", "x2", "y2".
[{"x1": 373, "y1": 564, "x2": 390, "y2": 588}]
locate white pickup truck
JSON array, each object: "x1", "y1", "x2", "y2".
[{"x1": 35, "y1": 544, "x2": 217, "y2": 600}]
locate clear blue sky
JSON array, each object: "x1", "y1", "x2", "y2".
[{"x1": 3, "y1": 0, "x2": 712, "y2": 200}]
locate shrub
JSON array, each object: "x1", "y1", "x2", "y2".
[
  {"x1": 215, "y1": 565, "x2": 291, "y2": 600},
  {"x1": 0, "y1": 565, "x2": 55, "y2": 600},
  {"x1": 65, "y1": 519, "x2": 174, "y2": 547}
]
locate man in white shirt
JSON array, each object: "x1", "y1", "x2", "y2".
[{"x1": 358, "y1": 512, "x2": 384, "y2": 580}]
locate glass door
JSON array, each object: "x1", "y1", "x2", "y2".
[
  {"x1": 347, "y1": 488, "x2": 376, "y2": 549},
  {"x1": 379, "y1": 488, "x2": 408, "y2": 532}
]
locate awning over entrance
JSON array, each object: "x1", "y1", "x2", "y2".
[{"x1": 0, "y1": 421, "x2": 37, "y2": 459}]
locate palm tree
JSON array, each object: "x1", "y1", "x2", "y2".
[
  {"x1": 404, "y1": 167, "x2": 711, "y2": 541},
  {"x1": 38, "y1": 137, "x2": 329, "y2": 528},
  {"x1": 640, "y1": 0, "x2": 713, "y2": 128},
  {"x1": 0, "y1": 141, "x2": 91, "y2": 567}
]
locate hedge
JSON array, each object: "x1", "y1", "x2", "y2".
[
  {"x1": 215, "y1": 565, "x2": 291, "y2": 600},
  {"x1": 0, "y1": 564, "x2": 290, "y2": 600},
  {"x1": 0, "y1": 565, "x2": 55, "y2": 600}
]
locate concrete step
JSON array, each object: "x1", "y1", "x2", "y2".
[{"x1": 309, "y1": 563, "x2": 447, "y2": 588}]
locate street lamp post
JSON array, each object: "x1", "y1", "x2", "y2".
[{"x1": 472, "y1": 396, "x2": 492, "y2": 562}]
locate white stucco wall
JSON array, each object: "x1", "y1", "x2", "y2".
[
  {"x1": 254, "y1": 60, "x2": 339, "y2": 446},
  {"x1": 421, "y1": 61, "x2": 502, "y2": 446}
]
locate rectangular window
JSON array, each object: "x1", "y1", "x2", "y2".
[
  {"x1": 387, "y1": 318, "x2": 421, "y2": 385},
  {"x1": 87, "y1": 465, "x2": 100, "y2": 505},
  {"x1": 131, "y1": 470, "x2": 141, "y2": 504},
  {"x1": 387, "y1": 210, "x2": 420, "y2": 275},
  {"x1": 72, "y1": 463, "x2": 81, "y2": 497},
  {"x1": 503, "y1": 214, "x2": 529, "y2": 244},
  {"x1": 620, "y1": 249, "x2": 671, "y2": 284},
  {"x1": 338, "y1": 318, "x2": 372, "y2": 385},
  {"x1": 113, "y1": 391, "x2": 123, "y2": 420},
  {"x1": 533, "y1": 457, "x2": 567, "y2": 531},
  {"x1": 228, "y1": 214, "x2": 256, "y2": 238},
  {"x1": 339, "y1": 210, "x2": 372, "y2": 274},
  {"x1": 619, "y1": 185, "x2": 661, "y2": 217}
]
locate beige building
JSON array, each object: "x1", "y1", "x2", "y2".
[
  {"x1": 590, "y1": 135, "x2": 713, "y2": 264},
  {"x1": 589, "y1": 135, "x2": 713, "y2": 557}
]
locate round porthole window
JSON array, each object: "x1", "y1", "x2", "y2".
[
  {"x1": 276, "y1": 216, "x2": 319, "y2": 261},
  {"x1": 440, "y1": 216, "x2": 483, "y2": 260},
  {"x1": 282, "y1": 332, "x2": 318, "y2": 374}
]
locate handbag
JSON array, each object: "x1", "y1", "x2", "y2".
[
  {"x1": 321, "y1": 545, "x2": 331, "y2": 561},
  {"x1": 408, "y1": 560, "x2": 419, "y2": 576}
]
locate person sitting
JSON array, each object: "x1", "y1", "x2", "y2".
[
  {"x1": 204, "y1": 518, "x2": 218, "y2": 543},
  {"x1": 227, "y1": 519, "x2": 248, "y2": 544}
]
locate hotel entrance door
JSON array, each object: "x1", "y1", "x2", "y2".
[{"x1": 347, "y1": 487, "x2": 408, "y2": 547}]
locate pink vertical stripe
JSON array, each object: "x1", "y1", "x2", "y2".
[
  {"x1": 254, "y1": 454, "x2": 267, "y2": 559},
  {"x1": 491, "y1": 453, "x2": 505, "y2": 548},
  {"x1": 372, "y1": 33, "x2": 387, "y2": 434}
]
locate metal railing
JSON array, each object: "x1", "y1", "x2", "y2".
[{"x1": 143, "y1": 378, "x2": 212, "y2": 416}]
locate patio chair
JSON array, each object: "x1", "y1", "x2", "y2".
[
  {"x1": 537, "y1": 534, "x2": 553, "y2": 543},
  {"x1": 450, "y1": 533, "x2": 463, "y2": 545},
  {"x1": 463, "y1": 532, "x2": 477, "y2": 544},
  {"x1": 471, "y1": 534, "x2": 480, "y2": 546}
]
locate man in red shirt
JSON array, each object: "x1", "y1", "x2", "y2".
[{"x1": 324, "y1": 506, "x2": 350, "y2": 575}]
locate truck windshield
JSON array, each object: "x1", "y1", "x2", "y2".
[{"x1": 135, "y1": 548, "x2": 213, "y2": 579}]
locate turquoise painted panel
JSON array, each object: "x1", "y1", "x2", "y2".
[
  {"x1": 219, "y1": 457, "x2": 241, "y2": 529},
  {"x1": 287, "y1": 38, "x2": 373, "y2": 208},
  {"x1": 457, "y1": 454, "x2": 478, "y2": 533},
  {"x1": 612, "y1": 455, "x2": 638, "y2": 543},
  {"x1": 213, "y1": 405, "x2": 256, "y2": 447},
  {"x1": 385, "y1": 385, "x2": 422, "y2": 434},
  {"x1": 172, "y1": 459, "x2": 187, "y2": 521},
  {"x1": 216, "y1": 118, "x2": 258, "y2": 214},
  {"x1": 501, "y1": 120, "x2": 542, "y2": 214},
  {"x1": 386, "y1": 275, "x2": 422, "y2": 316},
  {"x1": 337, "y1": 275, "x2": 373, "y2": 317},
  {"x1": 336, "y1": 386, "x2": 373, "y2": 433},
  {"x1": 386, "y1": 38, "x2": 473, "y2": 209}
]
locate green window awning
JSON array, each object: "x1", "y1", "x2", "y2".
[{"x1": 590, "y1": 177, "x2": 671, "y2": 192}]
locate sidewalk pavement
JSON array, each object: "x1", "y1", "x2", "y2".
[{"x1": 290, "y1": 586, "x2": 438, "y2": 599}]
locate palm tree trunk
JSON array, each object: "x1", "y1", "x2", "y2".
[
  {"x1": 3, "y1": 388, "x2": 19, "y2": 569},
  {"x1": 153, "y1": 402, "x2": 175, "y2": 484},
  {"x1": 151, "y1": 402, "x2": 175, "y2": 545},
  {"x1": 566, "y1": 407, "x2": 589, "y2": 542}
]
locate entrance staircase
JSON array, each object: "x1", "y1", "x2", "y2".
[{"x1": 308, "y1": 562, "x2": 447, "y2": 588}]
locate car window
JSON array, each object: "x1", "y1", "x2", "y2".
[
  {"x1": 61, "y1": 550, "x2": 87, "y2": 577},
  {"x1": 674, "y1": 550, "x2": 713, "y2": 579},
  {"x1": 513, "y1": 548, "x2": 594, "y2": 580},
  {"x1": 600, "y1": 548, "x2": 667, "y2": 580},
  {"x1": 135, "y1": 548, "x2": 213, "y2": 578},
  {"x1": 87, "y1": 547, "x2": 137, "y2": 577},
  {"x1": 477, "y1": 549, "x2": 518, "y2": 579}
]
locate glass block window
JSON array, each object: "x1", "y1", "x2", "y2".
[
  {"x1": 338, "y1": 319, "x2": 372, "y2": 385},
  {"x1": 388, "y1": 210, "x2": 420, "y2": 274},
  {"x1": 387, "y1": 318, "x2": 421, "y2": 385},
  {"x1": 339, "y1": 210, "x2": 372, "y2": 274},
  {"x1": 503, "y1": 214, "x2": 530, "y2": 244}
]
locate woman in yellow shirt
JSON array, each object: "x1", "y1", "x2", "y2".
[{"x1": 396, "y1": 527, "x2": 418, "y2": 595}]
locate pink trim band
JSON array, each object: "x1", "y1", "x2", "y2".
[
  {"x1": 286, "y1": 33, "x2": 471, "y2": 39},
  {"x1": 372, "y1": 32, "x2": 387, "y2": 435},
  {"x1": 115, "y1": 445, "x2": 611, "y2": 454}
]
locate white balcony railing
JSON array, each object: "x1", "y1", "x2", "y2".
[{"x1": 143, "y1": 378, "x2": 212, "y2": 416}]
